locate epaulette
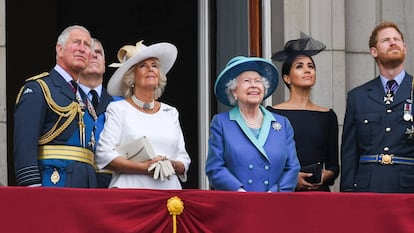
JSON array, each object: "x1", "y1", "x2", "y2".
[
  {"x1": 25, "y1": 72, "x2": 49, "y2": 82},
  {"x1": 16, "y1": 72, "x2": 49, "y2": 104}
]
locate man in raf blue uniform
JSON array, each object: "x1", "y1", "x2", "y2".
[
  {"x1": 14, "y1": 25, "x2": 98, "y2": 187},
  {"x1": 341, "y1": 21, "x2": 414, "y2": 193}
]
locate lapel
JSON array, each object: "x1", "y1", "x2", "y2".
[
  {"x1": 229, "y1": 106, "x2": 275, "y2": 162},
  {"x1": 49, "y1": 69, "x2": 76, "y2": 100},
  {"x1": 366, "y1": 75, "x2": 413, "y2": 106},
  {"x1": 77, "y1": 87, "x2": 89, "y2": 104},
  {"x1": 96, "y1": 88, "x2": 112, "y2": 115},
  {"x1": 367, "y1": 77, "x2": 387, "y2": 105},
  {"x1": 391, "y1": 74, "x2": 413, "y2": 107}
]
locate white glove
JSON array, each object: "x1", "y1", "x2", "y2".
[
  {"x1": 160, "y1": 160, "x2": 176, "y2": 178},
  {"x1": 148, "y1": 159, "x2": 176, "y2": 181},
  {"x1": 148, "y1": 162, "x2": 162, "y2": 180}
]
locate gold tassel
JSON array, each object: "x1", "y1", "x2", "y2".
[{"x1": 167, "y1": 196, "x2": 184, "y2": 233}]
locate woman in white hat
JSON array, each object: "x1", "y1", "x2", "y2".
[
  {"x1": 268, "y1": 37, "x2": 339, "y2": 191},
  {"x1": 95, "y1": 41, "x2": 191, "y2": 189},
  {"x1": 205, "y1": 56, "x2": 300, "y2": 192}
]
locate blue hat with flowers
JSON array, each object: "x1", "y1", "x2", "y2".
[{"x1": 214, "y1": 56, "x2": 279, "y2": 106}]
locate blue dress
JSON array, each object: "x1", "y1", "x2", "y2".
[{"x1": 206, "y1": 105, "x2": 300, "y2": 192}]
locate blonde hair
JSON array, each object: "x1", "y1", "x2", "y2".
[{"x1": 120, "y1": 59, "x2": 167, "y2": 99}]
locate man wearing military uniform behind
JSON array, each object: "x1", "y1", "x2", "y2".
[
  {"x1": 341, "y1": 21, "x2": 414, "y2": 193},
  {"x1": 78, "y1": 38, "x2": 115, "y2": 188},
  {"x1": 13, "y1": 25, "x2": 98, "y2": 187}
]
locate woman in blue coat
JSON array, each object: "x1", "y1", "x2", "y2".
[{"x1": 206, "y1": 56, "x2": 300, "y2": 192}]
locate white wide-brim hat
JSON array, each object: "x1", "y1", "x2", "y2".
[{"x1": 107, "y1": 40, "x2": 178, "y2": 96}]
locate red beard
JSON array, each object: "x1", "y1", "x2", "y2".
[{"x1": 377, "y1": 47, "x2": 405, "y2": 69}]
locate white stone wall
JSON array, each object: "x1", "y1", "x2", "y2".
[
  {"x1": 275, "y1": 0, "x2": 346, "y2": 191},
  {"x1": 0, "y1": 0, "x2": 6, "y2": 186},
  {"x1": 274, "y1": 0, "x2": 414, "y2": 191}
]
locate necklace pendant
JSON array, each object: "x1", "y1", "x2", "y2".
[
  {"x1": 143, "y1": 103, "x2": 151, "y2": 110},
  {"x1": 131, "y1": 95, "x2": 155, "y2": 110}
]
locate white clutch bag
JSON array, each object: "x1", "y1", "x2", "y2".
[{"x1": 116, "y1": 136, "x2": 155, "y2": 162}]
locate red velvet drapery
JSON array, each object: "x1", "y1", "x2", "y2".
[{"x1": 1, "y1": 187, "x2": 413, "y2": 233}]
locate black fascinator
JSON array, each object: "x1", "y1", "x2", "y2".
[{"x1": 272, "y1": 36, "x2": 326, "y2": 62}]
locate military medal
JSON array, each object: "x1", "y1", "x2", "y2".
[
  {"x1": 384, "y1": 80, "x2": 398, "y2": 104},
  {"x1": 404, "y1": 103, "x2": 412, "y2": 121},
  {"x1": 405, "y1": 79, "x2": 414, "y2": 142},
  {"x1": 51, "y1": 168, "x2": 60, "y2": 184},
  {"x1": 88, "y1": 130, "x2": 96, "y2": 148},
  {"x1": 384, "y1": 93, "x2": 394, "y2": 105}
]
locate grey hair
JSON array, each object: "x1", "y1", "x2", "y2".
[
  {"x1": 225, "y1": 75, "x2": 271, "y2": 106},
  {"x1": 56, "y1": 25, "x2": 92, "y2": 60},
  {"x1": 120, "y1": 59, "x2": 167, "y2": 99},
  {"x1": 92, "y1": 38, "x2": 105, "y2": 58}
]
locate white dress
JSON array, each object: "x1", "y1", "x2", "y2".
[{"x1": 95, "y1": 100, "x2": 191, "y2": 189}]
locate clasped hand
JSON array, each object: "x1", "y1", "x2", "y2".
[
  {"x1": 297, "y1": 171, "x2": 323, "y2": 191},
  {"x1": 147, "y1": 156, "x2": 176, "y2": 181}
]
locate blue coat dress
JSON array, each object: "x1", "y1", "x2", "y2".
[
  {"x1": 14, "y1": 68, "x2": 98, "y2": 187},
  {"x1": 206, "y1": 106, "x2": 300, "y2": 192},
  {"x1": 341, "y1": 72, "x2": 414, "y2": 193}
]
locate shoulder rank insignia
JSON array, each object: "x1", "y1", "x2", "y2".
[
  {"x1": 22, "y1": 88, "x2": 33, "y2": 95},
  {"x1": 25, "y1": 72, "x2": 49, "y2": 82},
  {"x1": 15, "y1": 72, "x2": 49, "y2": 104}
]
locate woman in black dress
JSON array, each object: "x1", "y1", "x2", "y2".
[{"x1": 267, "y1": 37, "x2": 339, "y2": 191}]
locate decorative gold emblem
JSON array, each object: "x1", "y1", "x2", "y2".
[
  {"x1": 381, "y1": 154, "x2": 393, "y2": 165},
  {"x1": 51, "y1": 168, "x2": 60, "y2": 184}
]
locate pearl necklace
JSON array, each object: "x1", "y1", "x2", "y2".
[
  {"x1": 240, "y1": 110, "x2": 263, "y2": 129},
  {"x1": 131, "y1": 95, "x2": 155, "y2": 110}
]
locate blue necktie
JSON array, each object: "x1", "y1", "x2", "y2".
[
  {"x1": 386, "y1": 80, "x2": 398, "y2": 96},
  {"x1": 69, "y1": 80, "x2": 78, "y2": 93},
  {"x1": 90, "y1": 89, "x2": 99, "y2": 110}
]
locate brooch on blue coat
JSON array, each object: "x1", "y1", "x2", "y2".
[{"x1": 272, "y1": 122, "x2": 282, "y2": 131}]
